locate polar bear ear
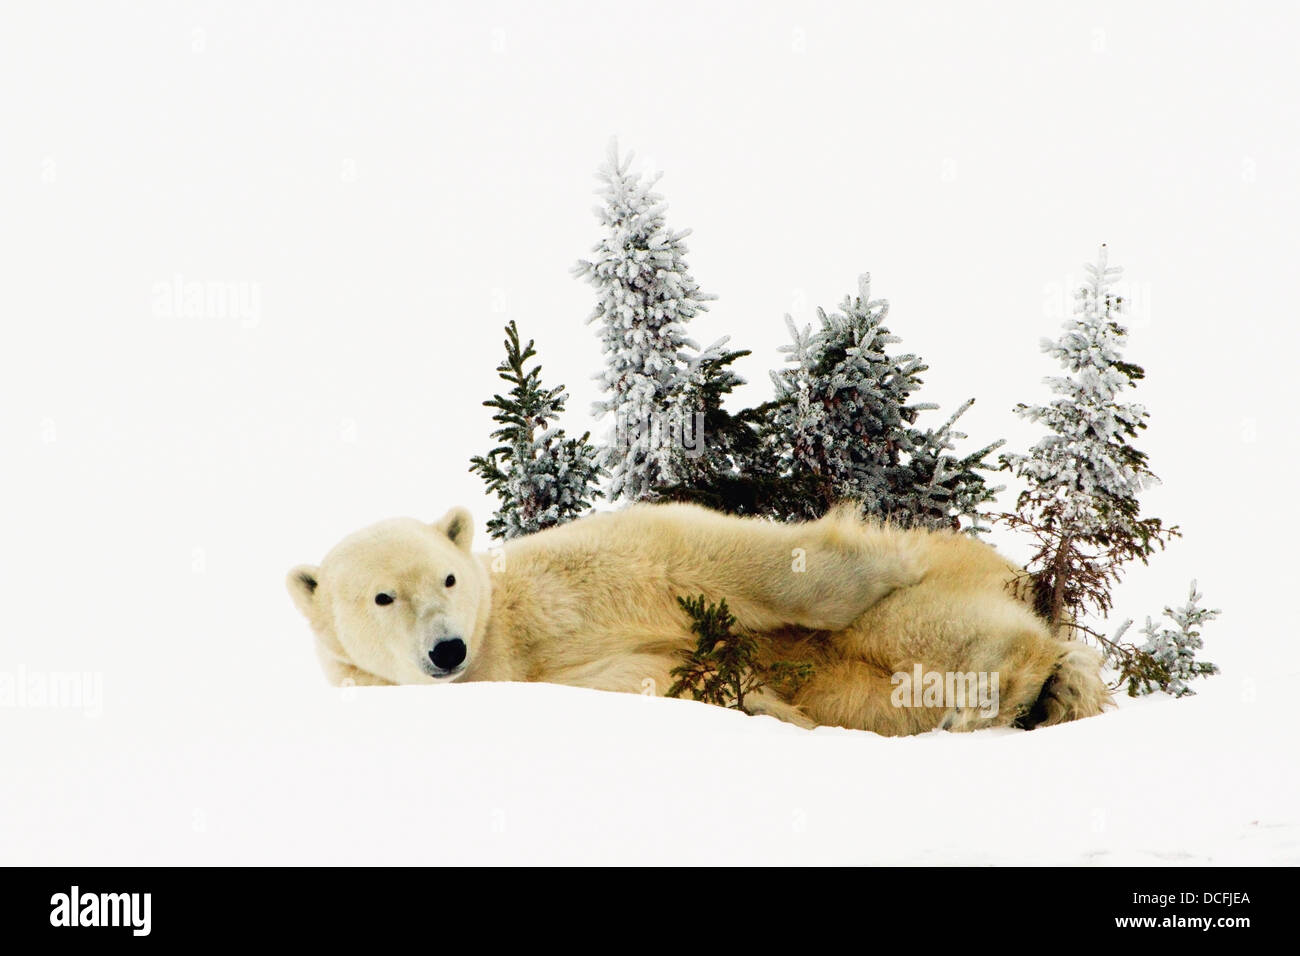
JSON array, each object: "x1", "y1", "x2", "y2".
[
  {"x1": 286, "y1": 564, "x2": 321, "y2": 618},
  {"x1": 434, "y1": 507, "x2": 474, "y2": 553}
]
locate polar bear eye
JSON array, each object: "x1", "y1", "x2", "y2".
[
  {"x1": 374, "y1": 592, "x2": 394, "y2": 606},
  {"x1": 444, "y1": 574, "x2": 456, "y2": 588}
]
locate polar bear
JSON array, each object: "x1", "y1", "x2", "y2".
[{"x1": 286, "y1": 503, "x2": 1111, "y2": 735}]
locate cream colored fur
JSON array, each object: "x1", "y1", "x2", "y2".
[{"x1": 287, "y1": 503, "x2": 1112, "y2": 735}]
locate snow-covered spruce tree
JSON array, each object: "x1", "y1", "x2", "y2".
[
  {"x1": 765, "y1": 276, "x2": 916, "y2": 520},
  {"x1": 573, "y1": 143, "x2": 717, "y2": 502},
  {"x1": 898, "y1": 399, "x2": 1005, "y2": 533},
  {"x1": 1110, "y1": 582, "x2": 1221, "y2": 698},
  {"x1": 468, "y1": 321, "x2": 602, "y2": 540},
  {"x1": 763, "y1": 274, "x2": 1001, "y2": 527},
  {"x1": 651, "y1": 340, "x2": 803, "y2": 515},
  {"x1": 999, "y1": 245, "x2": 1177, "y2": 638}
]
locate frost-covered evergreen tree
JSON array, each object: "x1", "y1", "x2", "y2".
[
  {"x1": 1135, "y1": 582, "x2": 1221, "y2": 697},
  {"x1": 1110, "y1": 582, "x2": 1221, "y2": 697},
  {"x1": 574, "y1": 142, "x2": 717, "y2": 502},
  {"x1": 902, "y1": 399, "x2": 1004, "y2": 533},
  {"x1": 651, "y1": 341, "x2": 769, "y2": 512},
  {"x1": 763, "y1": 275, "x2": 1001, "y2": 527},
  {"x1": 766, "y1": 275, "x2": 924, "y2": 520},
  {"x1": 1000, "y1": 245, "x2": 1177, "y2": 635},
  {"x1": 468, "y1": 322, "x2": 602, "y2": 540}
]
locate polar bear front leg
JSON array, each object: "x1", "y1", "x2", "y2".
[
  {"x1": 315, "y1": 641, "x2": 393, "y2": 687},
  {"x1": 662, "y1": 504, "x2": 924, "y2": 633},
  {"x1": 744, "y1": 689, "x2": 818, "y2": 729}
]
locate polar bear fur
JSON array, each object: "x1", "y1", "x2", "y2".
[{"x1": 287, "y1": 503, "x2": 1112, "y2": 735}]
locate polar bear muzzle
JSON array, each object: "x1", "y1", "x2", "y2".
[{"x1": 427, "y1": 637, "x2": 467, "y2": 676}]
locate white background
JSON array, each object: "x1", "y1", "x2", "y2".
[{"x1": 1, "y1": 1, "x2": 1296, "y2": 864}]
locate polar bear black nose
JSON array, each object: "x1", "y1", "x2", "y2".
[{"x1": 429, "y1": 638, "x2": 467, "y2": 672}]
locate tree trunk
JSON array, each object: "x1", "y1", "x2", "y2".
[{"x1": 1049, "y1": 536, "x2": 1071, "y2": 638}]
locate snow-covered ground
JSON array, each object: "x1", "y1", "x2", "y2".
[{"x1": 3, "y1": 673, "x2": 1295, "y2": 866}]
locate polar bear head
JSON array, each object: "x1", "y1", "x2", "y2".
[{"x1": 286, "y1": 508, "x2": 489, "y2": 685}]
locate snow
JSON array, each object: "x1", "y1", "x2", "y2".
[{"x1": 4, "y1": 672, "x2": 1295, "y2": 866}]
